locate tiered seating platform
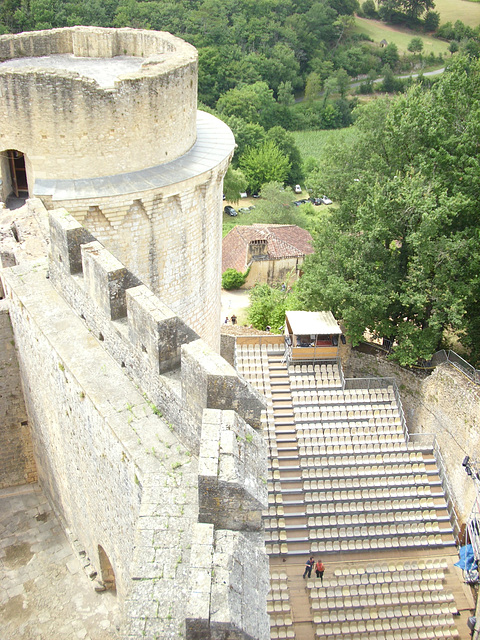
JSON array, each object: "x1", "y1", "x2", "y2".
[{"x1": 234, "y1": 342, "x2": 473, "y2": 640}]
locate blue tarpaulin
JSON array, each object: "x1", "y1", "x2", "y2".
[{"x1": 454, "y1": 544, "x2": 477, "y2": 571}]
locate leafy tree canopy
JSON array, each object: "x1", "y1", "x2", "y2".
[
  {"x1": 239, "y1": 141, "x2": 291, "y2": 193},
  {"x1": 247, "y1": 283, "x2": 299, "y2": 332},
  {"x1": 223, "y1": 166, "x2": 248, "y2": 202},
  {"x1": 297, "y1": 56, "x2": 480, "y2": 365}
]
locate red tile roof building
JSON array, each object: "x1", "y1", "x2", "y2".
[{"x1": 222, "y1": 224, "x2": 314, "y2": 287}]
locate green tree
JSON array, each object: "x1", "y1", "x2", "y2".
[
  {"x1": 379, "y1": 0, "x2": 435, "y2": 21},
  {"x1": 335, "y1": 68, "x2": 350, "y2": 98},
  {"x1": 221, "y1": 116, "x2": 266, "y2": 166},
  {"x1": 239, "y1": 141, "x2": 291, "y2": 193},
  {"x1": 362, "y1": 0, "x2": 378, "y2": 18},
  {"x1": 247, "y1": 284, "x2": 291, "y2": 332},
  {"x1": 297, "y1": 56, "x2": 480, "y2": 365},
  {"x1": 408, "y1": 36, "x2": 424, "y2": 54},
  {"x1": 216, "y1": 81, "x2": 279, "y2": 129},
  {"x1": 223, "y1": 167, "x2": 248, "y2": 203},
  {"x1": 448, "y1": 41, "x2": 459, "y2": 56},
  {"x1": 222, "y1": 268, "x2": 248, "y2": 290},
  {"x1": 322, "y1": 75, "x2": 339, "y2": 104},
  {"x1": 277, "y1": 81, "x2": 295, "y2": 108},
  {"x1": 265, "y1": 126, "x2": 303, "y2": 186},
  {"x1": 423, "y1": 10, "x2": 439, "y2": 32},
  {"x1": 304, "y1": 72, "x2": 322, "y2": 103},
  {"x1": 383, "y1": 42, "x2": 400, "y2": 68}
]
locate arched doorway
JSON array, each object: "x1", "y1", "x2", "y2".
[
  {"x1": 1, "y1": 149, "x2": 29, "y2": 206},
  {"x1": 98, "y1": 545, "x2": 116, "y2": 592}
]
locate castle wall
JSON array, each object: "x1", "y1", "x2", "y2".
[
  {"x1": 1, "y1": 209, "x2": 270, "y2": 639},
  {"x1": 0, "y1": 28, "x2": 198, "y2": 183},
  {"x1": 0, "y1": 301, "x2": 36, "y2": 488},
  {"x1": 409, "y1": 364, "x2": 480, "y2": 525}
]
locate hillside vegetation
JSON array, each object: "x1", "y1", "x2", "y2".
[{"x1": 297, "y1": 56, "x2": 480, "y2": 366}]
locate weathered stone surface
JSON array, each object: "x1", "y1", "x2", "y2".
[
  {"x1": 198, "y1": 409, "x2": 267, "y2": 531},
  {"x1": 0, "y1": 301, "x2": 36, "y2": 488}
]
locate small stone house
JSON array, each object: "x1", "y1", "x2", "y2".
[{"x1": 222, "y1": 223, "x2": 314, "y2": 288}]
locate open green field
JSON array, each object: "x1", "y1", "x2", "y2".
[
  {"x1": 434, "y1": 0, "x2": 480, "y2": 27},
  {"x1": 355, "y1": 17, "x2": 449, "y2": 55},
  {"x1": 292, "y1": 128, "x2": 358, "y2": 163}
]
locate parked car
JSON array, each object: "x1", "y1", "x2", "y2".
[
  {"x1": 294, "y1": 184, "x2": 302, "y2": 194},
  {"x1": 224, "y1": 205, "x2": 238, "y2": 217},
  {"x1": 309, "y1": 197, "x2": 322, "y2": 205},
  {"x1": 321, "y1": 195, "x2": 332, "y2": 205}
]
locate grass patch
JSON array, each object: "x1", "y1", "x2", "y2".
[
  {"x1": 292, "y1": 128, "x2": 359, "y2": 163},
  {"x1": 434, "y1": 0, "x2": 480, "y2": 26},
  {"x1": 354, "y1": 17, "x2": 450, "y2": 56}
]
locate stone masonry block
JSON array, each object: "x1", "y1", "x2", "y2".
[
  {"x1": 198, "y1": 409, "x2": 268, "y2": 532},
  {"x1": 81, "y1": 241, "x2": 140, "y2": 320},
  {"x1": 181, "y1": 340, "x2": 266, "y2": 428},
  {"x1": 126, "y1": 285, "x2": 198, "y2": 374},
  {"x1": 48, "y1": 209, "x2": 94, "y2": 274},
  {"x1": 210, "y1": 530, "x2": 270, "y2": 640},
  {"x1": 186, "y1": 523, "x2": 214, "y2": 640}
]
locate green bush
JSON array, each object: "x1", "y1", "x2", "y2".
[{"x1": 222, "y1": 268, "x2": 248, "y2": 290}]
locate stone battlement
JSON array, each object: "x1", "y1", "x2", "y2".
[
  {"x1": 1, "y1": 209, "x2": 270, "y2": 640},
  {"x1": 47, "y1": 209, "x2": 265, "y2": 453}
]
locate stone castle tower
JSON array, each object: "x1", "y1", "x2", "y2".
[{"x1": 0, "y1": 26, "x2": 235, "y2": 350}]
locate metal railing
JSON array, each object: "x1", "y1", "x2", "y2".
[
  {"x1": 467, "y1": 495, "x2": 480, "y2": 562},
  {"x1": 414, "y1": 349, "x2": 480, "y2": 384},
  {"x1": 357, "y1": 341, "x2": 480, "y2": 385},
  {"x1": 343, "y1": 376, "x2": 410, "y2": 444},
  {"x1": 433, "y1": 438, "x2": 462, "y2": 545}
]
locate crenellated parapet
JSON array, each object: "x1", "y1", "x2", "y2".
[{"x1": 48, "y1": 209, "x2": 265, "y2": 451}]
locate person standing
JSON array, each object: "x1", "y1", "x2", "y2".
[
  {"x1": 315, "y1": 559, "x2": 325, "y2": 584},
  {"x1": 303, "y1": 556, "x2": 314, "y2": 579}
]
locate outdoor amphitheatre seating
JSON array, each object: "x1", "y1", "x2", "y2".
[{"x1": 235, "y1": 341, "x2": 466, "y2": 640}]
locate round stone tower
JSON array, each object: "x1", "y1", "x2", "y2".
[{"x1": 0, "y1": 27, "x2": 235, "y2": 350}]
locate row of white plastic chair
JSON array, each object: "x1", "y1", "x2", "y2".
[
  {"x1": 263, "y1": 509, "x2": 443, "y2": 530},
  {"x1": 304, "y1": 497, "x2": 438, "y2": 514},
  {"x1": 309, "y1": 535, "x2": 446, "y2": 553},
  {"x1": 270, "y1": 627, "x2": 295, "y2": 639},
  {"x1": 293, "y1": 389, "x2": 395, "y2": 402},
  {"x1": 302, "y1": 474, "x2": 432, "y2": 490},
  {"x1": 309, "y1": 578, "x2": 451, "y2": 597},
  {"x1": 301, "y1": 486, "x2": 434, "y2": 502},
  {"x1": 310, "y1": 573, "x2": 446, "y2": 592},
  {"x1": 305, "y1": 522, "x2": 443, "y2": 540},
  {"x1": 296, "y1": 424, "x2": 404, "y2": 437},
  {"x1": 300, "y1": 463, "x2": 428, "y2": 478},
  {"x1": 297, "y1": 451, "x2": 425, "y2": 467},
  {"x1": 314, "y1": 615, "x2": 458, "y2": 638},
  {"x1": 263, "y1": 497, "x2": 438, "y2": 517},
  {"x1": 265, "y1": 534, "x2": 449, "y2": 555},
  {"x1": 314, "y1": 604, "x2": 456, "y2": 623}
]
